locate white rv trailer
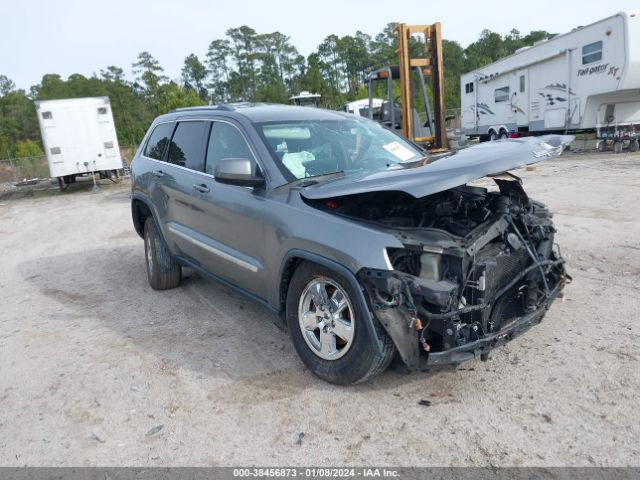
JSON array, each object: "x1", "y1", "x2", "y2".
[
  {"x1": 460, "y1": 11, "x2": 640, "y2": 150},
  {"x1": 337, "y1": 98, "x2": 385, "y2": 116},
  {"x1": 35, "y1": 97, "x2": 123, "y2": 189}
]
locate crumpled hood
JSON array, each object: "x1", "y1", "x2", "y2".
[{"x1": 300, "y1": 135, "x2": 574, "y2": 200}]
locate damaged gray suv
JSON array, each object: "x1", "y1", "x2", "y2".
[{"x1": 131, "y1": 104, "x2": 571, "y2": 384}]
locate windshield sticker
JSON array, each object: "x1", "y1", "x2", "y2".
[{"x1": 383, "y1": 141, "x2": 415, "y2": 161}]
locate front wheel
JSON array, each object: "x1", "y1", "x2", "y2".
[
  {"x1": 286, "y1": 262, "x2": 395, "y2": 384},
  {"x1": 144, "y1": 216, "x2": 181, "y2": 290},
  {"x1": 629, "y1": 139, "x2": 639, "y2": 152},
  {"x1": 614, "y1": 141, "x2": 623, "y2": 154},
  {"x1": 499, "y1": 130, "x2": 509, "y2": 140},
  {"x1": 597, "y1": 140, "x2": 606, "y2": 153},
  {"x1": 489, "y1": 130, "x2": 498, "y2": 141}
]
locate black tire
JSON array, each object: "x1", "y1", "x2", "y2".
[
  {"x1": 630, "y1": 139, "x2": 639, "y2": 152},
  {"x1": 143, "y1": 216, "x2": 181, "y2": 290},
  {"x1": 597, "y1": 140, "x2": 606, "y2": 153},
  {"x1": 614, "y1": 141, "x2": 622, "y2": 154},
  {"x1": 286, "y1": 261, "x2": 396, "y2": 385},
  {"x1": 499, "y1": 130, "x2": 509, "y2": 140},
  {"x1": 489, "y1": 130, "x2": 498, "y2": 141}
]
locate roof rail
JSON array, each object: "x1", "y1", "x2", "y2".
[
  {"x1": 170, "y1": 105, "x2": 234, "y2": 113},
  {"x1": 170, "y1": 102, "x2": 276, "y2": 113}
]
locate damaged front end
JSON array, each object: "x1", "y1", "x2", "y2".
[
  {"x1": 352, "y1": 176, "x2": 570, "y2": 370},
  {"x1": 299, "y1": 135, "x2": 574, "y2": 370}
]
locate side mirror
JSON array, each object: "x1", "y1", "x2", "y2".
[{"x1": 214, "y1": 158, "x2": 265, "y2": 188}]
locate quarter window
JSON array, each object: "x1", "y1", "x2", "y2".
[
  {"x1": 582, "y1": 41, "x2": 602, "y2": 65},
  {"x1": 205, "y1": 122, "x2": 255, "y2": 176},
  {"x1": 144, "y1": 123, "x2": 174, "y2": 160},
  {"x1": 519, "y1": 75, "x2": 525, "y2": 93},
  {"x1": 494, "y1": 86, "x2": 510, "y2": 103},
  {"x1": 167, "y1": 121, "x2": 208, "y2": 171}
]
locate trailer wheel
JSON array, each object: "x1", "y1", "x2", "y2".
[
  {"x1": 57, "y1": 177, "x2": 65, "y2": 192},
  {"x1": 489, "y1": 130, "x2": 498, "y2": 141},
  {"x1": 630, "y1": 139, "x2": 639, "y2": 152},
  {"x1": 499, "y1": 131, "x2": 509, "y2": 140},
  {"x1": 144, "y1": 216, "x2": 181, "y2": 290},
  {"x1": 614, "y1": 141, "x2": 623, "y2": 154},
  {"x1": 597, "y1": 141, "x2": 606, "y2": 153}
]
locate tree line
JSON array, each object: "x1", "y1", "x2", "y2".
[{"x1": 0, "y1": 24, "x2": 553, "y2": 159}]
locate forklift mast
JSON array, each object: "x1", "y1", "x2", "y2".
[{"x1": 367, "y1": 22, "x2": 448, "y2": 151}]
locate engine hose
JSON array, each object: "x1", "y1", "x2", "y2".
[
  {"x1": 507, "y1": 217, "x2": 551, "y2": 297},
  {"x1": 417, "y1": 259, "x2": 565, "y2": 321}
]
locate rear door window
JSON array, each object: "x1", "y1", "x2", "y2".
[
  {"x1": 167, "y1": 121, "x2": 208, "y2": 171},
  {"x1": 205, "y1": 122, "x2": 256, "y2": 176},
  {"x1": 144, "y1": 123, "x2": 174, "y2": 160}
]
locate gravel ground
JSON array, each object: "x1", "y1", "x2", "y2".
[{"x1": 0, "y1": 151, "x2": 638, "y2": 467}]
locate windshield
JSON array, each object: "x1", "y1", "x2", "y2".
[{"x1": 256, "y1": 118, "x2": 424, "y2": 182}]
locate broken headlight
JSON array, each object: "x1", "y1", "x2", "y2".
[{"x1": 387, "y1": 246, "x2": 443, "y2": 281}]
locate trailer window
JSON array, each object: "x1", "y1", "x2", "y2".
[
  {"x1": 97, "y1": 107, "x2": 108, "y2": 115},
  {"x1": 465, "y1": 82, "x2": 474, "y2": 94},
  {"x1": 494, "y1": 86, "x2": 509, "y2": 103},
  {"x1": 42, "y1": 111, "x2": 52, "y2": 120},
  {"x1": 144, "y1": 123, "x2": 174, "y2": 160},
  {"x1": 167, "y1": 121, "x2": 207, "y2": 171},
  {"x1": 582, "y1": 41, "x2": 602, "y2": 65},
  {"x1": 519, "y1": 75, "x2": 525, "y2": 93}
]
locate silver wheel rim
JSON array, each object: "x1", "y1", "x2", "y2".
[
  {"x1": 298, "y1": 278, "x2": 355, "y2": 361},
  {"x1": 145, "y1": 232, "x2": 153, "y2": 276}
]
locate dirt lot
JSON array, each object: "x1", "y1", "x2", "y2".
[{"x1": 0, "y1": 151, "x2": 639, "y2": 467}]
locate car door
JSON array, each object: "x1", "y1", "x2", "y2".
[
  {"x1": 188, "y1": 119, "x2": 267, "y2": 298},
  {"x1": 151, "y1": 120, "x2": 215, "y2": 265}
]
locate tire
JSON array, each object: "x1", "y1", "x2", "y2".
[
  {"x1": 597, "y1": 140, "x2": 606, "y2": 153},
  {"x1": 614, "y1": 141, "x2": 622, "y2": 154},
  {"x1": 143, "y1": 216, "x2": 181, "y2": 290},
  {"x1": 286, "y1": 262, "x2": 396, "y2": 385},
  {"x1": 630, "y1": 139, "x2": 639, "y2": 152},
  {"x1": 499, "y1": 130, "x2": 509, "y2": 140},
  {"x1": 489, "y1": 130, "x2": 498, "y2": 141}
]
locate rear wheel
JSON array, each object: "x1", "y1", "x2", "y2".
[
  {"x1": 499, "y1": 130, "x2": 509, "y2": 140},
  {"x1": 489, "y1": 130, "x2": 498, "y2": 141},
  {"x1": 286, "y1": 262, "x2": 395, "y2": 384},
  {"x1": 629, "y1": 139, "x2": 639, "y2": 152},
  {"x1": 597, "y1": 140, "x2": 606, "y2": 153},
  {"x1": 144, "y1": 216, "x2": 181, "y2": 290}
]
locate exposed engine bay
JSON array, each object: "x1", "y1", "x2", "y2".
[{"x1": 308, "y1": 175, "x2": 569, "y2": 369}]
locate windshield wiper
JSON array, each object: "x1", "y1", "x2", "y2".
[{"x1": 291, "y1": 170, "x2": 345, "y2": 187}]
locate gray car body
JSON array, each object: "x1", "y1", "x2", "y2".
[
  {"x1": 131, "y1": 104, "x2": 569, "y2": 369},
  {"x1": 132, "y1": 106, "x2": 404, "y2": 299}
]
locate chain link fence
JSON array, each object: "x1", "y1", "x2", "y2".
[{"x1": 0, "y1": 146, "x2": 136, "y2": 186}]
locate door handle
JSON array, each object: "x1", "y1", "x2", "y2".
[
  {"x1": 152, "y1": 169, "x2": 164, "y2": 177},
  {"x1": 193, "y1": 183, "x2": 210, "y2": 193}
]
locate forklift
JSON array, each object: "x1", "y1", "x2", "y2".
[{"x1": 366, "y1": 23, "x2": 448, "y2": 151}]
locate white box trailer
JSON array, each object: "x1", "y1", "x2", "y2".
[
  {"x1": 460, "y1": 11, "x2": 640, "y2": 152},
  {"x1": 35, "y1": 97, "x2": 123, "y2": 189}
]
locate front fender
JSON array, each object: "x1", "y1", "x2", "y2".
[{"x1": 277, "y1": 249, "x2": 384, "y2": 357}]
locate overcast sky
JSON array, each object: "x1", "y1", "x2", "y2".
[{"x1": 2, "y1": 0, "x2": 636, "y2": 90}]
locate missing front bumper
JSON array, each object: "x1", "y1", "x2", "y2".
[
  {"x1": 360, "y1": 268, "x2": 566, "y2": 372},
  {"x1": 425, "y1": 284, "x2": 561, "y2": 367}
]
